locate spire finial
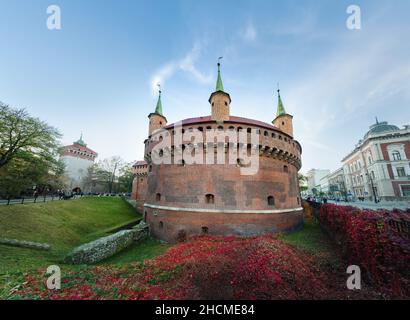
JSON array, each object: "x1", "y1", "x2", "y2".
[
  {"x1": 276, "y1": 86, "x2": 286, "y2": 117},
  {"x1": 155, "y1": 83, "x2": 163, "y2": 116},
  {"x1": 215, "y1": 57, "x2": 224, "y2": 92},
  {"x1": 375, "y1": 116, "x2": 379, "y2": 124}
]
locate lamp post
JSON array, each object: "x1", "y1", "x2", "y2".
[{"x1": 366, "y1": 172, "x2": 377, "y2": 203}]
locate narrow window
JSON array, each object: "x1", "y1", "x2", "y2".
[
  {"x1": 144, "y1": 211, "x2": 147, "y2": 222},
  {"x1": 159, "y1": 221, "x2": 164, "y2": 229},
  {"x1": 205, "y1": 194, "x2": 215, "y2": 204},
  {"x1": 156, "y1": 193, "x2": 161, "y2": 201},
  {"x1": 268, "y1": 196, "x2": 275, "y2": 206},
  {"x1": 264, "y1": 131, "x2": 268, "y2": 137},
  {"x1": 224, "y1": 101, "x2": 228, "y2": 106},
  {"x1": 284, "y1": 165, "x2": 289, "y2": 172},
  {"x1": 202, "y1": 226, "x2": 209, "y2": 234},
  {"x1": 247, "y1": 128, "x2": 252, "y2": 133}
]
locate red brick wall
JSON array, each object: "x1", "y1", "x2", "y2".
[
  {"x1": 146, "y1": 208, "x2": 303, "y2": 243},
  {"x1": 380, "y1": 140, "x2": 410, "y2": 160}
]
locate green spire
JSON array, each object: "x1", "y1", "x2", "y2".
[
  {"x1": 74, "y1": 133, "x2": 86, "y2": 147},
  {"x1": 155, "y1": 86, "x2": 163, "y2": 116},
  {"x1": 276, "y1": 89, "x2": 286, "y2": 117},
  {"x1": 215, "y1": 59, "x2": 224, "y2": 92}
]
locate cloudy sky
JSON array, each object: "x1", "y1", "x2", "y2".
[{"x1": 1, "y1": 0, "x2": 409, "y2": 173}]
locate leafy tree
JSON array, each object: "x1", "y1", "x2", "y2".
[
  {"x1": 0, "y1": 103, "x2": 64, "y2": 198},
  {"x1": 117, "y1": 163, "x2": 135, "y2": 193},
  {"x1": 298, "y1": 173, "x2": 308, "y2": 192},
  {"x1": 0, "y1": 102, "x2": 61, "y2": 168}
]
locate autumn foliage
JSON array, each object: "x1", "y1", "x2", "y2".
[
  {"x1": 12, "y1": 236, "x2": 345, "y2": 300},
  {"x1": 319, "y1": 204, "x2": 410, "y2": 298}
]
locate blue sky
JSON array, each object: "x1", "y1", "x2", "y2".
[{"x1": 1, "y1": 0, "x2": 409, "y2": 173}]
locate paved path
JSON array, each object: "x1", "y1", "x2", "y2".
[{"x1": 327, "y1": 200, "x2": 410, "y2": 210}]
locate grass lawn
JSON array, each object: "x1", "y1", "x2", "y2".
[
  {"x1": 280, "y1": 218, "x2": 341, "y2": 267},
  {"x1": 100, "y1": 238, "x2": 171, "y2": 265},
  {"x1": 0, "y1": 197, "x2": 141, "y2": 273}
]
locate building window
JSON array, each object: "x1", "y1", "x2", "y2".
[
  {"x1": 144, "y1": 211, "x2": 147, "y2": 222},
  {"x1": 401, "y1": 185, "x2": 410, "y2": 196},
  {"x1": 371, "y1": 171, "x2": 375, "y2": 180},
  {"x1": 267, "y1": 196, "x2": 275, "y2": 206},
  {"x1": 217, "y1": 126, "x2": 224, "y2": 131},
  {"x1": 201, "y1": 226, "x2": 209, "y2": 234},
  {"x1": 392, "y1": 151, "x2": 401, "y2": 161},
  {"x1": 297, "y1": 197, "x2": 300, "y2": 205},
  {"x1": 368, "y1": 156, "x2": 372, "y2": 165},
  {"x1": 283, "y1": 165, "x2": 289, "y2": 173},
  {"x1": 198, "y1": 127, "x2": 203, "y2": 132},
  {"x1": 264, "y1": 131, "x2": 268, "y2": 137},
  {"x1": 205, "y1": 194, "x2": 215, "y2": 204},
  {"x1": 397, "y1": 167, "x2": 406, "y2": 177},
  {"x1": 159, "y1": 221, "x2": 164, "y2": 229},
  {"x1": 156, "y1": 193, "x2": 161, "y2": 201},
  {"x1": 247, "y1": 128, "x2": 252, "y2": 133},
  {"x1": 224, "y1": 101, "x2": 228, "y2": 106},
  {"x1": 272, "y1": 133, "x2": 276, "y2": 138}
]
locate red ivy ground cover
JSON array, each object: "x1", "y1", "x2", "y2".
[
  {"x1": 319, "y1": 204, "x2": 410, "y2": 298},
  {"x1": 9, "y1": 235, "x2": 378, "y2": 300}
]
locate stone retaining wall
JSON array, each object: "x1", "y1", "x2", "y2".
[{"x1": 65, "y1": 222, "x2": 148, "y2": 264}]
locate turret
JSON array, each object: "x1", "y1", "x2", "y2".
[
  {"x1": 209, "y1": 59, "x2": 231, "y2": 122},
  {"x1": 272, "y1": 89, "x2": 293, "y2": 137},
  {"x1": 148, "y1": 86, "x2": 167, "y2": 136}
]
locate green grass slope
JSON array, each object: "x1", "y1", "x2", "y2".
[{"x1": 0, "y1": 197, "x2": 140, "y2": 273}]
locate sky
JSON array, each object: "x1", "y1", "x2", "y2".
[{"x1": 1, "y1": 0, "x2": 409, "y2": 174}]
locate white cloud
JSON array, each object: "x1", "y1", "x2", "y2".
[
  {"x1": 242, "y1": 22, "x2": 257, "y2": 41},
  {"x1": 150, "y1": 42, "x2": 212, "y2": 95}
]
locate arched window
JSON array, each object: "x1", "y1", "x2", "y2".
[
  {"x1": 392, "y1": 151, "x2": 401, "y2": 161},
  {"x1": 205, "y1": 194, "x2": 215, "y2": 204},
  {"x1": 247, "y1": 128, "x2": 252, "y2": 133},
  {"x1": 217, "y1": 126, "x2": 224, "y2": 131},
  {"x1": 159, "y1": 221, "x2": 164, "y2": 229},
  {"x1": 201, "y1": 226, "x2": 209, "y2": 234},
  {"x1": 159, "y1": 149, "x2": 164, "y2": 157},
  {"x1": 156, "y1": 193, "x2": 161, "y2": 201},
  {"x1": 224, "y1": 101, "x2": 228, "y2": 106},
  {"x1": 229, "y1": 126, "x2": 235, "y2": 131},
  {"x1": 268, "y1": 196, "x2": 275, "y2": 206},
  {"x1": 206, "y1": 126, "x2": 212, "y2": 131},
  {"x1": 284, "y1": 165, "x2": 289, "y2": 173},
  {"x1": 198, "y1": 127, "x2": 203, "y2": 132},
  {"x1": 272, "y1": 132, "x2": 276, "y2": 138},
  {"x1": 264, "y1": 131, "x2": 268, "y2": 137}
]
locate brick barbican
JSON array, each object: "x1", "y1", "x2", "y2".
[{"x1": 131, "y1": 63, "x2": 303, "y2": 243}]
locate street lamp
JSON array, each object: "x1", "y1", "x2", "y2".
[{"x1": 366, "y1": 172, "x2": 377, "y2": 203}]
